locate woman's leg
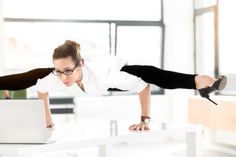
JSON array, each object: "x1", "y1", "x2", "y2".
[
  {"x1": 121, "y1": 65, "x2": 226, "y2": 105},
  {"x1": 0, "y1": 68, "x2": 53, "y2": 90},
  {"x1": 120, "y1": 65, "x2": 198, "y2": 89}
]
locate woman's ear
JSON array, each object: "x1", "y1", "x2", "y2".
[{"x1": 79, "y1": 59, "x2": 84, "y2": 66}]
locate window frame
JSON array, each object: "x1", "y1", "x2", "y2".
[
  {"x1": 3, "y1": 0, "x2": 165, "y2": 95},
  {"x1": 193, "y1": 0, "x2": 221, "y2": 95},
  {"x1": 193, "y1": 2, "x2": 219, "y2": 77}
]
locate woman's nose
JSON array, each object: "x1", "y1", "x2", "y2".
[{"x1": 60, "y1": 74, "x2": 68, "y2": 80}]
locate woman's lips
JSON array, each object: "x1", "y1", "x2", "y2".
[{"x1": 63, "y1": 81, "x2": 70, "y2": 85}]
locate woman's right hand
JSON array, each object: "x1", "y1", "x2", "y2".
[{"x1": 128, "y1": 122, "x2": 150, "y2": 132}]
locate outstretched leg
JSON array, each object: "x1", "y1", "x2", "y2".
[
  {"x1": 121, "y1": 65, "x2": 227, "y2": 105},
  {"x1": 121, "y1": 65, "x2": 197, "y2": 89},
  {"x1": 0, "y1": 68, "x2": 53, "y2": 90}
]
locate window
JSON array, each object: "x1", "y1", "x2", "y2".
[
  {"x1": 194, "y1": 0, "x2": 236, "y2": 95},
  {"x1": 194, "y1": 12, "x2": 215, "y2": 76},
  {"x1": 3, "y1": 0, "x2": 161, "y2": 21},
  {"x1": 116, "y1": 26, "x2": 163, "y2": 94},
  {"x1": 2, "y1": 0, "x2": 164, "y2": 95},
  {"x1": 194, "y1": 0, "x2": 218, "y2": 77},
  {"x1": 218, "y1": 1, "x2": 236, "y2": 95},
  {"x1": 116, "y1": 26, "x2": 162, "y2": 67},
  {"x1": 218, "y1": 1, "x2": 236, "y2": 74},
  {"x1": 193, "y1": 0, "x2": 218, "y2": 94},
  {"x1": 194, "y1": 0, "x2": 217, "y2": 9},
  {"x1": 3, "y1": 22, "x2": 110, "y2": 69}
]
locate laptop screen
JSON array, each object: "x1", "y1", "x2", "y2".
[{"x1": 0, "y1": 99, "x2": 48, "y2": 143}]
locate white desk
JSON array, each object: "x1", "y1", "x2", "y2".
[{"x1": 0, "y1": 121, "x2": 203, "y2": 157}]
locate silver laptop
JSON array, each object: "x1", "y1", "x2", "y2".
[{"x1": 0, "y1": 99, "x2": 50, "y2": 143}]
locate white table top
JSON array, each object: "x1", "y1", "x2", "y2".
[{"x1": 0, "y1": 119, "x2": 202, "y2": 157}]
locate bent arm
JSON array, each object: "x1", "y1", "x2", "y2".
[{"x1": 38, "y1": 91, "x2": 54, "y2": 128}]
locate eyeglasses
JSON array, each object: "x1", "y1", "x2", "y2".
[{"x1": 52, "y1": 65, "x2": 78, "y2": 76}]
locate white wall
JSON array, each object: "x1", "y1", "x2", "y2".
[
  {"x1": 0, "y1": 0, "x2": 4, "y2": 74},
  {"x1": 164, "y1": 0, "x2": 194, "y2": 125}
]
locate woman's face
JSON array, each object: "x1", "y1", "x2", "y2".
[{"x1": 53, "y1": 57, "x2": 82, "y2": 87}]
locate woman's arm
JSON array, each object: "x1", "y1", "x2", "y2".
[
  {"x1": 139, "y1": 84, "x2": 151, "y2": 118},
  {"x1": 129, "y1": 84, "x2": 151, "y2": 131},
  {"x1": 106, "y1": 70, "x2": 150, "y2": 131},
  {"x1": 38, "y1": 91, "x2": 54, "y2": 128}
]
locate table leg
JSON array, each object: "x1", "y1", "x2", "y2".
[
  {"x1": 186, "y1": 127, "x2": 203, "y2": 157},
  {"x1": 99, "y1": 144, "x2": 113, "y2": 157}
]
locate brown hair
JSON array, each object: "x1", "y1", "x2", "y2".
[{"x1": 53, "y1": 40, "x2": 83, "y2": 65}]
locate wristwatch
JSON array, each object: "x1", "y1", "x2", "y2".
[{"x1": 141, "y1": 116, "x2": 151, "y2": 124}]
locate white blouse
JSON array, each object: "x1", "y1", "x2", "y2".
[{"x1": 36, "y1": 55, "x2": 148, "y2": 96}]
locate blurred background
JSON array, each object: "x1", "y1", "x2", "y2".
[{"x1": 0, "y1": 0, "x2": 236, "y2": 156}]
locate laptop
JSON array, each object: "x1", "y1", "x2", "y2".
[{"x1": 0, "y1": 99, "x2": 50, "y2": 143}]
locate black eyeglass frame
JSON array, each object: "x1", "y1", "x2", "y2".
[{"x1": 52, "y1": 64, "x2": 78, "y2": 76}]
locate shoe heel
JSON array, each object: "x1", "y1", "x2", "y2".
[{"x1": 206, "y1": 95, "x2": 218, "y2": 105}]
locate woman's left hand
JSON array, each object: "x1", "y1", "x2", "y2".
[{"x1": 129, "y1": 122, "x2": 150, "y2": 132}]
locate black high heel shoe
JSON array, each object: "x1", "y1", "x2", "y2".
[{"x1": 198, "y1": 75, "x2": 227, "y2": 105}]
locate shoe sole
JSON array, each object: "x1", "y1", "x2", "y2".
[{"x1": 217, "y1": 76, "x2": 227, "y2": 90}]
